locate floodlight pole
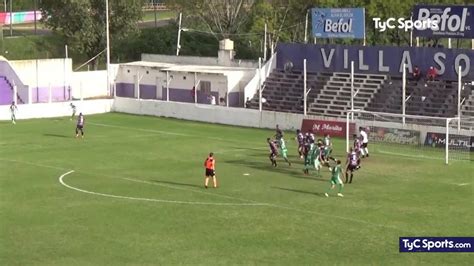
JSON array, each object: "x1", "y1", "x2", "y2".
[
  {"x1": 457, "y1": 65, "x2": 461, "y2": 131},
  {"x1": 34, "y1": 0, "x2": 37, "y2": 35},
  {"x1": 304, "y1": 11, "x2": 308, "y2": 43},
  {"x1": 106, "y1": 0, "x2": 111, "y2": 97},
  {"x1": 362, "y1": 8, "x2": 366, "y2": 46},
  {"x1": 176, "y1": 13, "x2": 182, "y2": 56},
  {"x1": 350, "y1": 61, "x2": 354, "y2": 120},
  {"x1": 264, "y1": 23, "x2": 267, "y2": 61},
  {"x1": 409, "y1": 17, "x2": 413, "y2": 47},
  {"x1": 303, "y1": 59, "x2": 307, "y2": 116},
  {"x1": 258, "y1": 57, "x2": 262, "y2": 112},
  {"x1": 402, "y1": 63, "x2": 406, "y2": 125},
  {"x1": 9, "y1": 0, "x2": 12, "y2": 36}
]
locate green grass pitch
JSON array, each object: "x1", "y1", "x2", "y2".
[{"x1": 0, "y1": 113, "x2": 472, "y2": 265}]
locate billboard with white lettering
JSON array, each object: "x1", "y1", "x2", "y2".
[
  {"x1": 312, "y1": 8, "x2": 365, "y2": 39},
  {"x1": 412, "y1": 5, "x2": 474, "y2": 39},
  {"x1": 276, "y1": 43, "x2": 474, "y2": 80}
]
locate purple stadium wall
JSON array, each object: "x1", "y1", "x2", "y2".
[
  {"x1": 276, "y1": 43, "x2": 474, "y2": 80},
  {"x1": 116, "y1": 82, "x2": 241, "y2": 107}
]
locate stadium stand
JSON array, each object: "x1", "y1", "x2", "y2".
[
  {"x1": 366, "y1": 78, "x2": 459, "y2": 117},
  {"x1": 0, "y1": 76, "x2": 13, "y2": 105},
  {"x1": 308, "y1": 72, "x2": 386, "y2": 117},
  {"x1": 460, "y1": 83, "x2": 474, "y2": 130},
  {"x1": 247, "y1": 66, "x2": 474, "y2": 129},
  {"x1": 246, "y1": 69, "x2": 330, "y2": 113},
  {"x1": 0, "y1": 76, "x2": 25, "y2": 105}
]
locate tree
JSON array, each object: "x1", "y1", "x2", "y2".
[
  {"x1": 166, "y1": 0, "x2": 255, "y2": 39},
  {"x1": 40, "y1": 0, "x2": 144, "y2": 69}
]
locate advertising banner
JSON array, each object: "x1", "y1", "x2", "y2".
[
  {"x1": 400, "y1": 237, "x2": 474, "y2": 252},
  {"x1": 424, "y1": 132, "x2": 474, "y2": 152},
  {"x1": 369, "y1": 126, "x2": 420, "y2": 145},
  {"x1": 301, "y1": 119, "x2": 355, "y2": 138},
  {"x1": 412, "y1": 5, "x2": 474, "y2": 39},
  {"x1": 276, "y1": 43, "x2": 474, "y2": 80},
  {"x1": 312, "y1": 8, "x2": 365, "y2": 39}
]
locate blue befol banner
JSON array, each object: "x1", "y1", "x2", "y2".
[
  {"x1": 413, "y1": 5, "x2": 474, "y2": 39},
  {"x1": 400, "y1": 237, "x2": 474, "y2": 252},
  {"x1": 312, "y1": 8, "x2": 365, "y2": 39}
]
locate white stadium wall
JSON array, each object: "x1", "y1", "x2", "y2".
[
  {"x1": 113, "y1": 97, "x2": 346, "y2": 130},
  {"x1": 8, "y1": 59, "x2": 113, "y2": 102},
  {"x1": 10, "y1": 58, "x2": 73, "y2": 89},
  {"x1": 70, "y1": 70, "x2": 108, "y2": 99},
  {"x1": 112, "y1": 98, "x2": 472, "y2": 140},
  {"x1": 0, "y1": 99, "x2": 113, "y2": 121}
]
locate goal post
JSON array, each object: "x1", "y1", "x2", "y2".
[{"x1": 346, "y1": 109, "x2": 471, "y2": 165}]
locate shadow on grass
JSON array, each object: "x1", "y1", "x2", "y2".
[
  {"x1": 224, "y1": 158, "x2": 327, "y2": 182},
  {"x1": 272, "y1": 186, "x2": 323, "y2": 197},
  {"x1": 151, "y1": 179, "x2": 202, "y2": 189},
  {"x1": 43, "y1": 133, "x2": 70, "y2": 138}
]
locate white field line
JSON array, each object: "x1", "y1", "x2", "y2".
[
  {"x1": 88, "y1": 122, "x2": 190, "y2": 137},
  {"x1": 457, "y1": 183, "x2": 470, "y2": 186},
  {"x1": 59, "y1": 171, "x2": 267, "y2": 206},
  {"x1": 0, "y1": 155, "x2": 414, "y2": 233},
  {"x1": 119, "y1": 177, "x2": 260, "y2": 203}
]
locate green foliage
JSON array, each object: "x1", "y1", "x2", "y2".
[
  {"x1": 113, "y1": 24, "x2": 219, "y2": 62},
  {"x1": 39, "y1": 0, "x2": 144, "y2": 68},
  {"x1": 1, "y1": 0, "x2": 37, "y2": 11},
  {"x1": 165, "y1": 0, "x2": 255, "y2": 38},
  {"x1": 163, "y1": 0, "x2": 474, "y2": 59}
]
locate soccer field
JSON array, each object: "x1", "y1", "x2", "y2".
[{"x1": 0, "y1": 113, "x2": 472, "y2": 265}]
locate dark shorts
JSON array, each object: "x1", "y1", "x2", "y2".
[
  {"x1": 362, "y1": 143, "x2": 368, "y2": 148},
  {"x1": 347, "y1": 164, "x2": 357, "y2": 171},
  {"x1": 76, "y1": 125, "x2": 83, "y2": 129},
  {"x1": 205, "y1": 168, "x2": 215, "y2": 177}
]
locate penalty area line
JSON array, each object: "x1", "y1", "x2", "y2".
[
  {"x1": 58, "y1": 170, "x2": 412, "y2": 233},
  {"x1": 58, "y1": 170, "x2": 268, "y2": 206}
]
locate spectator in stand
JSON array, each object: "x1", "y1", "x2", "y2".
[
  {"x1": 412, "y1": 65, "x2": 421, "y2": 82},
  {"x1": 209, "y1": 94, "x2": 216, "y2": 105},
  {"x1": 245, "y1": 97, "x2": 251, "y2": 108},
  {"x1": 191, "y1": 86, "x2": 196, "y2": 102},
  {"x1": 426, "y1": 66, "x2": 438, "y2": 81}
]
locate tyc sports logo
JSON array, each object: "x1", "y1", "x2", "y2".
[
  {"x1": 374, "y1": 7, "x2": 470, "y2": 32},
  {"x1": 399, "y1": 237, "x2": 474, "y2": 252}
]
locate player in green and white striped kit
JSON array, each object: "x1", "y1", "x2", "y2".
[
  {"x1": 325, "y1": 159, "x2": 344, "y2": 197},
  {"x1": 311, "y1": 142, "x2": 322, "y2": 176},
  {"x1": 278, "y1": 138, "x2": 292, "y2": 166},
  {"x1": 10, "y1": 101, "x2": 17, "y2": 124}
]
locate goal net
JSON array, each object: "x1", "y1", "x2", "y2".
[{"x1": 346, "y1": 110, "x2": 472, "y2": 164}]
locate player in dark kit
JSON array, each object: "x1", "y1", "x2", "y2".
[
  {"x1": 303, "y1": 142, "x2": 312, "y2": 175},
  {"x1": 275, "y1": 125, "x2": 283, "y2": 141},
  {"x1": 75, "y1": 113, "x2": 84, "y2": 138},
  {"x1": 295, "y1": 129, "x2": 305, "y2": 159},
  {"x1": 267, "y1": 138, "x2": 278, "y2": 167},
  {"x1": 345, "y1": 147, "x2": 361, "y2": 183},
  {"x1": 353, "y1": 134, "x2": 362, "y2": 156}
]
